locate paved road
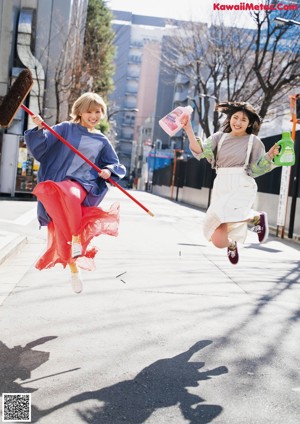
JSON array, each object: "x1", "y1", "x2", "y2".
[{"x1": 0, "y1": 188, "x2": 299, "y2": 423}]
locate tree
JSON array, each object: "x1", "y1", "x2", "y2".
[
  {"x1": 161, "y1": 0, "x2": 300, "y2": 138},
  {"x1": 250, "y1": 4, "x2": 300, "y2": 119},
  {"x1": 54, "y1": 0, "x2": 116, "y2": 121},
  {"x1": 82, "y1": 0, "x2": 115, "y2": 99}
]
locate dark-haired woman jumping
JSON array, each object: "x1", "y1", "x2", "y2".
[{"x1": 181, "y1": 101, "x2": 279, "y2": 265}]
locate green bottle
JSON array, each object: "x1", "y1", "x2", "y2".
[{"x1": 273, "y1": 132, "x2": 296, "y2": 166}]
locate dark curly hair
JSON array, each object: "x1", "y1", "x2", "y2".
[{"x1": 215, "y1": 101, "x2": 262, "y2": 135}]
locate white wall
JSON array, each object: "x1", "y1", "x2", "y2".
[{"x1": 152, "y1": 184, "x2": 300, "y2": 237}]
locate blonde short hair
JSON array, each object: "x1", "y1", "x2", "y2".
[{"x1": 70, "y1": 92, "x2": 107, "y2": 123}]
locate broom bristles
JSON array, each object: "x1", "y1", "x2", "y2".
[{"x1": 0, "y1": 69, "x2": 33, "y2": 128}]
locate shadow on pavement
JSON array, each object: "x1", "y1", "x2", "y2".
[
  {"x1": 33, "y1": 340, "x2": 228, "y2": 424},
  {"x1": 0, "y1": 336, "x2": 83, "y2": 422},
  {"x1": 0, "y1": 336, "x2": 57, "y2": 394}
]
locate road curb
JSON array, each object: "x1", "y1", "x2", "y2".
[{"x1": 0, "y1": 234, "x2": 28, "y2": 266}]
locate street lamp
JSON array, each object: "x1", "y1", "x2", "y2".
[
  {"x1": 106, "y1": 108, "x2": 139, "y2": 186},
  {"x1": 170, "y1": 149, "x2": 184, "y2": 201},
  {"x1": 198, "y1": 94, "x2": 217, "y2": 100},
  {"x1": 107, "y1": 108, "x2": 139, "y2": 121},
  {"x1": 194, "y1": 93, "x2": 217, "y2": 208},
  {"x1": 274, "y1": 17, "x2": 300, "y2": 27}
]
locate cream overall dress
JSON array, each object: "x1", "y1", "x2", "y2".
[{"x1": 203, "y1": 133, "x2": 257, "y2": 244}]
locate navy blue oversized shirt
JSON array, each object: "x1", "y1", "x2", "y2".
[{"x1": 25, "y1": 121, "x2": 126, "y2": 225}]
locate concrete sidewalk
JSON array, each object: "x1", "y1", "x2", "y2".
[
  {"x1": 0, "y1": 188, "x2": 300, "y2": 423},
  {"x1": 0, "y1": 199, "x2": 37, "y2": 265}
]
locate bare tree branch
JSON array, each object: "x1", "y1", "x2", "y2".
[{"x1": 161, "y1": 2, "x2": 300, "y2": 137}]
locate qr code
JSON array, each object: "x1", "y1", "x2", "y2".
[{"x1": 2, "y1": 393, "x2": 31, "y2": 422}]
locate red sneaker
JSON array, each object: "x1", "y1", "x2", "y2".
[
  {"x1": 227, "y1": 242, "x2": 239, "y2": 265},
  {"x1": 253, "y1": 212, "x2": 269, "y2": 243}
]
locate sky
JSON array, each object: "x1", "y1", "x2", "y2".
[
  {"x1": 106, "y1": 0, "x2": 260, "y2": 27},
  {"x1": 107, "y1": 0, "x2": 299, "y2": 28},
  {"x1": 107, "y1": 0, "x2": 213, "y2": 22}
]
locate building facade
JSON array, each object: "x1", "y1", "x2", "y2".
[
  {"x1": 109, "y1": 11, "x2": 186, "y2": 183},
  {"x1": 0, "y1": 0, "x2": 88, "y2": 196},
  {"x1": 109, "y1": 9, "x2": 300, "y2": 238}
]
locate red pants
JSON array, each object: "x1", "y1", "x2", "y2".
[{"x1": 33, "y1": 180, "x2": 119, "y2": 270}]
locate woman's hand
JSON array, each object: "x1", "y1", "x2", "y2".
[
  {"x1": 179, "y1": 112, "x2": 203, "y2": 154},
  {"x1": 98, "y1": 169, "x2": 111, "y2": 180},
  {"x1": 268, "y1": 143, "x2": 280, "y2": 159},
  {"x1": 180, "y1": 113, "x2": 192, "y2": 130},
  {"x1": 31, "y1": 114, "x2": 44, "y2": 130}
]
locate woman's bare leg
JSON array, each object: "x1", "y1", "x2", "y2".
[
  {"x1": 211, "y1": 223, "x2": 239, "y2": 264},
  {"x1": 69, "y1": 262, "x2": 78, "y2": 274},
  {"x1": 211, "y1": 223, "x2": 232, "y2": 249},
  {"x1": 69, "y1": 262, "x2": 82, "y2": 294}
]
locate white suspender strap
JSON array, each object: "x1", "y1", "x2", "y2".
[
  {"x1": 244, "y1": 134, "x2": 254, "y2": 167},
  {"x1": 215, "y1": 133, "x2": 228, "y2": 169},
  {"x1": 217, "y1": 133, "x2": 228, "y2": 155}
]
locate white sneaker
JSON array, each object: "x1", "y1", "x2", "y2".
[
  {"x1": 70, "y1": 272, "x2": 83, "y2": 294},
  {"x1": 71, "y1": 241, "x2": 82, "y2": 258}
]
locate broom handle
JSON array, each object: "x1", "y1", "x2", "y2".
[{"x1": 21, "y1": 104, "x2": 154, "y2": 216}]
